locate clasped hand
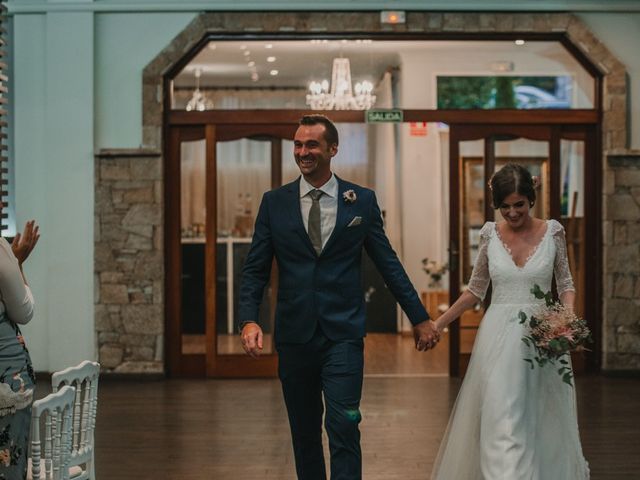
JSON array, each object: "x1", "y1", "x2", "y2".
[{"x1": 413, "y1": 320, "x2": 440, "y2": 351}]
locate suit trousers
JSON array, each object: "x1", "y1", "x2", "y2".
[{"x1": 277, "y1": 328, "x2": 364, "y2": 480}]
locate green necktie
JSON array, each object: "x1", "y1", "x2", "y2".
[{"x1": 308, "y1": 189, "x2": 323, "y2": 255}]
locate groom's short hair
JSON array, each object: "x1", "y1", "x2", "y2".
[{"x1": 299, "y1": 115, "x2": 339, "y2": 147}]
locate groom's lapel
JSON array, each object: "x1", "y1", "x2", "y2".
[
  {"x1": 284, "y1": 178, "x2": 316, "y2": 255},
  {"x1": 322, "y1": 176, "x2": 352, "y2": 255}
]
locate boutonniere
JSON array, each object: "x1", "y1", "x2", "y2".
[{"x1": 343, "y1": 189, "x2": 357, "y2": 204}]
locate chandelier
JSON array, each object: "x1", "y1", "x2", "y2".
[
  {"x1": 185, "y1": 68, "x2": 213, "y2": 111},
  {"x1": 306, "y1": 58, "x2": 376, "y2": 110}
]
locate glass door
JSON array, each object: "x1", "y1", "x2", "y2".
[
  {"x1": 448, "y1": 124, "x2": 594, "y2": 377},
  {"x1": 166, "y1": 123, "x2": 297, "y2": 377}
]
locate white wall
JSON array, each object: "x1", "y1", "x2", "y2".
[
  {"x1": 95, "y1": 13, "x2": 195, "y2": 149},
  {"x1": 12, "y1": 10, "x2": 193, "y2": 372}
]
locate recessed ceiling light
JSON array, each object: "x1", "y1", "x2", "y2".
[
  {"x1": 248, "y1": 61, "x2": 255, "y2": 67},
  {"x1": 208, "y1": 43, "x2": 217, "y2": 50},
  {"x1": 251, "y1": 73, "x2": 259, "y2": 81},
  {"x1": 267, "y1": 56, "x2": 276, "y2": 62},
  {"x1": 341, "y1": 39, "x2": 348, "y2": 44},
  {"x1": 240, "y1": 45, "x2": 247, "y2": 50},
  {"x1": 515, "y1": 39, "x2": 525, "y2": 46},
  {"x1": 265, "y1": 44, "x2": 273, "y2": 49},
  {"x1": 244, "y1": 50, "x2": 251, "y2": 56},
  {"x1": 270, "y1": 70, "x2": 279, "y2": 76}
]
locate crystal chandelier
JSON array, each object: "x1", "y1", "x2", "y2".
[
  {"x1": 306, "y1": 58, "x2": 376, "y2": 110},
  {"x1": 185, "y1": 68, "x2": 213, "y2": 111}
]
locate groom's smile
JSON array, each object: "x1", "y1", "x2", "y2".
[{"x1": 293, "y1": 123, "x2": 338, "y2": 187}]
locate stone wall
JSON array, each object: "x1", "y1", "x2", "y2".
[
  {"x1": 603, "y1": 153, "x2": 640, "y2": 371},
  {"x1": 95, "y1": 150, "x2": 164, "y2": 373}
]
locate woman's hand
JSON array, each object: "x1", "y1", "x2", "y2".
[{"x1": 11, "y1": 220, "x2": 40, "y2": 266}]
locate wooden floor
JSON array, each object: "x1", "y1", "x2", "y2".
[{"x1": 58, "y1": 374, "x2": 635, "y2": 479}]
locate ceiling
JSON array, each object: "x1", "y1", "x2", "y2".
[{"x1": 172, "y1": 40, "x2": 573, "y2": 90}]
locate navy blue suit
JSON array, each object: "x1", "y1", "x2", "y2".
[{"x1": 238, "y1": 176, "x2": 429, "y2": 479}]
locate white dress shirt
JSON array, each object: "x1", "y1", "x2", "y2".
[{"x1": 300, "y1": 174, "x2": 338, "y2": 249}]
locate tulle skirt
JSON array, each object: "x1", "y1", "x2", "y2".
[{"x1": 431, "y1": 303, "x2": 589, "y2": 480}]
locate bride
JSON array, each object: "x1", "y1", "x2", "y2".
[{"x1": 430, "y1": 164, "x2": 589, "y2": 479}]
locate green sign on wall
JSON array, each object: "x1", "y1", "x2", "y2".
[{"x1": 365, "y1": 109, "x2": 403, "y2": 123}]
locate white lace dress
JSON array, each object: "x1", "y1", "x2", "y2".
[{"x1": 431, "y1": 220, "x2": 589, "y2": 480}]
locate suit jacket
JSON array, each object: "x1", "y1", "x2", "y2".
[{"x1": 238, "y1": 176, "x2": 429, "y2": 344}]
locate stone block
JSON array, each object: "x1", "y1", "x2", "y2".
[
  {"x1": 635, "y1": 278, "x2": 640, "y2": 299},
  {"x1": 122, "y1": 305, "x2": 163, "y2": 335},
  {"x1": 122, "y1": 186, "x2": 154, "y2": 204},
  {"x1": 478, "y1": 14, "x2": 496, "y2": 31},
  {"x1": 605, "y1": 298, "x2": 639, "y2": 326},
  {"x1": 604, "y1": 169, "x2": 616, "y2": 195},
  {"x1": 616, "y1": 333, "x2": 640, "y2": 354},
  {"x1": 101, "y1": 284, "x2": 129, "y2": 304},
  {"x1": 100, "y1": 159, "x2": 130, "y2": 181},
  {"x1": 129, "y1": 291, "x2": 149, "y2": 304},
  {"x1": 426, "y1": 13, "x2": 443, "y2": 31},
  {"x1": 607, "y1": 194, "x2": 640, "y2": 221},
  {"x1": 613, "y1": 274, "x2": 634, "y2": 298},
  {"x1": 120, "y1": 334, "x2": 157, "y2": 348},
  {"x1": 122, "y1": 224, "x2": 153, "y2": 238},
  {"x1": 613, "y1": 222, "x2": 627, "y2": 245},
  {"x1": 132, "y1": 252, "x2": 163, "y2": 280},
  {"x1": 124, "y1": 347, "x2": 155, "y2": 361},
  {"x1": 131, "y1": 158, "x2": 162, "y2": 181},
  {"x1": 155, "y1": 335, "x2": 164, "y2": 362},
  {"x1": 631, "y1": 187, "x2": 640, "y2": 206},
  {"x1": 95, "y1": 304, "x2": 112, "y2": 332},
  {"x1": 442, "y1": 13, "x2": 464, "y2": 31},
  {"x1": 607, "y1": 243, "x2": 640, "y2": 274},
  {"x1": 122, "y1": 204, "x2": 162, "y2": 227},
  {"x1": 99, "y1": 345, "x2": 124, "y2": 369},
  {"x1": 154, "y1": 180, "x2": 163, "y2": 205},
  {"x1": 98, "y1": 333, "x2": 120, "y2": 344},
  {"x1": 125, "y1": 233, "x2": 153, "y2": 251},
  {"x1": 95, "y1": 243, "x2": 115, "y2": 272}
]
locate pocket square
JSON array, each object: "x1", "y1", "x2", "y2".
[{"x1": 347, "y1": 216, "x2": 362, "y2": 227}]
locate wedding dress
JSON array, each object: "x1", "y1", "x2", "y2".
[{"x1": 431, "y1": 219, "x2": 589, "y2": 480}]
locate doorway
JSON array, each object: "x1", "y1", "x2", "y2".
[{"x1": 447, "y1": 123, "x2": 599, "y2": 376}]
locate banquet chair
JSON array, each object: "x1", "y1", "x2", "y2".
[
  {"x1": 28, "y1": 385, "x2": 76, "y2": 480},
  {"x1": 51, "y1": 361, "x2": 100, "y2": 480}
]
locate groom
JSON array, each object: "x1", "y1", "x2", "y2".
[{"x1": 238, "y1": 114, "x2": 439, "y2": 479}]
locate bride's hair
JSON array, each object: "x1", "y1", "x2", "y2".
[{"x1": 489, "y1": 163, "x2": 536, "y2": 209}]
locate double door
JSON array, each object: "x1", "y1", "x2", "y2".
[
  {"x1": 448, "y1": 124, "x2": 600, "y2": 376},
  {"x1": 166, "y1": 123, "x2": 296, "y2": 377}
]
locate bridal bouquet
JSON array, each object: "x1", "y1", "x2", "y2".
[{"x1": 518, "y1": 284, "x2": 592, "y2": 386}]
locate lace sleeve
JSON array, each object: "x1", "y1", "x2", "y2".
[
  {"x1": 467, "y1": 223, "x2": 492, "y2": 301},
  {"x1": 550, "y1": 220, "x2": 576, "y2": 296}
]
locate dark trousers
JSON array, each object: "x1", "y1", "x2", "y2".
[{"x1": 277, "y1": 328, "x2": 364, "y2": 480}]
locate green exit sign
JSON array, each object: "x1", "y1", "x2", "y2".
[{"x1": 366, "y1": 109, "x2": 403, "y2": 123}]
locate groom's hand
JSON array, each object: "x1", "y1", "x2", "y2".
[
  {"x1": 413, "y1": 320, "x2": 440, "y2": 351},
  {"x1": 241, "y1": 322, "x2": 264, "y2": 358}
]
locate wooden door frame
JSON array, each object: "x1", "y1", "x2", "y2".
[
  {"x1": 448, "y1": 122, "x2": 601, "y2": 376},
  {"x1": 165, "y1": 109, "x2": 600, "y2": 378},
  {"x1": 165, "y1": 122, "x2": 297, "y2": 377}
]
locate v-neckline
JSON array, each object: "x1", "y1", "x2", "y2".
[{"x1": 494, "y1": 220, "x2": 549, "y2": 270}]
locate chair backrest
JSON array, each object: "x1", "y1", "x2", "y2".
[
  {"x1": 31, "y1": 385, "x2": 76, "y2": 480},
  {"x1": 51, "y1": 361, "x2": 100, "y2": 480}
]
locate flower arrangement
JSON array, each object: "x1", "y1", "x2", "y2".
[
  {"x1": 343, "y1": 189, "x2": 357, "y2": 203},
  {"x1": 421, "y1": 258, "x2": 449, "y2": 289},
  {"x1": 519, "y1": 284, "x2": 592, "y2": 386}
]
